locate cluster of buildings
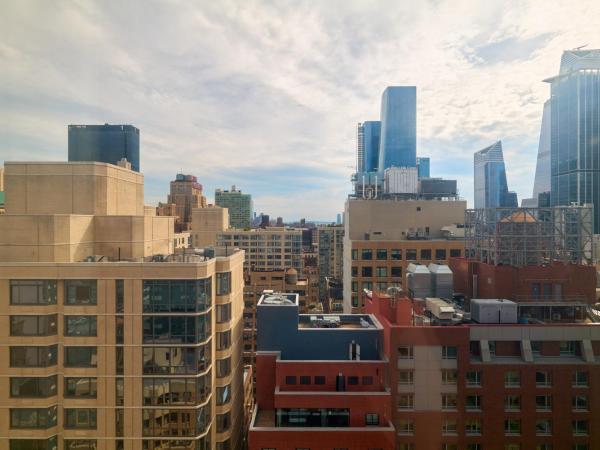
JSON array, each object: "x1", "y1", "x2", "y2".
[{"x1": 1, "y1": 48, "x2": 600, "y2": 450}]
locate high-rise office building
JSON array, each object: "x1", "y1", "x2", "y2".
[
  {"x1": 68, "y1": 124, "x2": 140, "y2": 172},
  {"x1": 317, "y1": 225, "x2": 344, "y2": 301},
  {"x1": 158, "y1": 173, "x2": 207, "y2": 232},
  {"x1": 524, "y1": 101, "x2": 552, "y2": 207},
  {"x1": 357, "y1": 121, "x2": 381, "y2": 173},
  {"x1": 417, "y1": 156, "x2": 430, "y2": 178},
  {"x1": 0, "y1": 161, "x2": 245, "y2": 450},
  {"x1": 474, "y1": 141, "x2": 518, "y2": 208},
  {"x1": 215, "y1": 186, "x2": 253, "y2": 229},
  {"x1": 378, "y1": 86, "x2": 417, "y2": 171},
  {"x1": 546, "y1": 49, "x2": 600, "y2": 232}
]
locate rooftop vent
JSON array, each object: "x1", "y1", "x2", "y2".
[{"x1": 262, "y1": 294, "x2": 295, "y2": 305}]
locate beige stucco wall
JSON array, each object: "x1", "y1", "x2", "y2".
[{"x1": 191, "y1": 206, "x2": 229, "y2": 247}]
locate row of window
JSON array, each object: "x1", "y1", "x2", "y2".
[
  {"x1": 10, "y1": 407, "x2": 96, "y2": 429},
  {"x1": 143, "y1": 315, "x2": 212, "y2": 344},
  {"x1": 352, "y1": 266, "x2": 403, "y2": 278},
  {"x1": 399, "y1": 417, "x2": 589, "y2": 437},
  {"x1": 351, "y1": 248, "x2": 462, "y2": 261},
  {"x1": 398, "y1": 345, "x2": 458, "y2": 359},
  {"x1": 397, "y1": 444, "x2": 589, "y2": 450},
  {"x1": 285, "y1": 375, "x2": 374, "y2": 386},
  {"x1": 9, "y1": 345, "x2": 95, "y2": 367},
  {"x1": 397, "y1": 369, "x2": 589, "y2": 388}
]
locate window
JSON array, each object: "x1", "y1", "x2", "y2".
[
  {"x1": 11, "y1": 376, "x2": 57, "y2": 398},
  {"x1": 300, "y1": 376, "x2": 311, "y2": 385},
  {"x1": 142, "y1": 408, "x2": 208, "y2": 436},
  {"x1": 348, "y1": 376, "x2": 359, "y2": 385},
  {"x1": 143, "y1": 315, "x2": 211, "y2": 344},
  {"x1": 536, "y1": 445, "x2": 553, "y2": 450},
  {"x1": 397, "y1": 394, "x2": 414, "y2": 409},
  {"x1": 10, "y1": 280, "x2": 57, "y2": 305},
  {"x1": 143, "y1": 279, "x2": 211, "y2": 313},
  {"x1": 442, "y1": 419, "x2": 457, "y2": 435},
  {"x1": 11, "y1": 406, "x2": 57, "y2": 428},
  {"x1": 362, "y1": 266, "x2": 373, "y2": 277},
  {"x1": 536, "y1": 419, "x2": 552, "y2": 436},
  {"x1": 362, "y1": 376, "x2": 373, "y2": 385},
  {"x1": 442, "y1": 346, "x2": 457, "y2": 359},
  {"x1": 217, "y1": 330, "x2": 231, "y2": 350},
  {"x1": 572, "y1": 395, "x2": 588, "y2": 411},
  {"x1": 505, "y1": 445, "x2": 521, "y2": 450},
  {"x1": 351, "y1": 266, "x2": 358, "y2": 277},
  {"x1": 442, "y1": 445, "x2": 458, "y2": 450},
  {"x1": 9, "y1": 438, "x2": 57, "y2": 450},
  {"x1": 441, "y1": 393, "x2": 457, "y2": 410},
  {"x1": 504, "y1": 419, "x2": 521, "y2": 435},
  {"x1": 217, "y1": 272, "x2": 231, "y2": 295},
  {"x1": 10, "y1": 345, "x2": 57, "y2": 367},
  {"x1": 143, "y1": 377, "x2": 207, "y2": 405},
  {"x1": 314, "y1": 376, "x2": 325, "y2": 385},
  {"x1": 64, "y1": 441, "x2": 96, "y2": 450},
  {"x1": 376, "y1": 267, "x2": 387, "y2": 277},
  {"x1": 398, "y1": 419, "x2": 414, "y2": 434},
  {"x1": 442, "y1": 370, "x2": 457, "y2": 385},
  {"x1": 391, "y1": 267, "x2": 402, "y2": 277},
  {"x1": 217, "y1": 412, "x2": 231, "y2": 432},
  {"x1": 376, "y1": 249, "x2": 387, "y2": 260},
  {"x1": 352, "y1": 249, "x2": 358, "y2": 260},
  {"x1": 420, "y1": 249, "x2": 431, "y2": 260},
  {"x1": 450, "y1": 249, "x2": 461, "y2": 258},
  {"x1": 217, "y1": 384, "x2": 231, "y2": 406},
  {"x1": 65, "y1": 378, "x2": 97, "y2": 398},
  {"x1": 466, "y1": 370, "x2": 481, "y2": 386},
  {"x1": 572, "y1": 445, "x2": 588, "y2": 450},
  {"x1": 391, "y1": 249, "x2": 402, "y2": 260},
  {"x1": 351, "y1": 281, "x2": 358, "y2": 292},
  {"x1": 65, "y1": 409, "x2": 97, "y2": 429},
  {"x1": 406, "y1": 249, "x2": 417, "y2": 260},
  {"x1": 398, "y1": 370, "x2": 413, "y2": 385},
  {"x1": 536, "y1": 370, "x2": 552, "y2": 387},
  {"x1": 10, "y1": 315, "x2": 57, "y2": 336},
  {"x1": 531, "y1": 340, "x2": 541, "y2": 354},
  {"x1": 572, "y1": 371, "x2": 588, "y2": 387},
  {"x1": 65, "y1": 280, "x2": 97, "y2": 305},
  {"x1": 536, "y1": 395, "x2": 552, "y2": 411},
  {"x1": 362, "y1": 249, "x2": 372, "y2": 260},
  {"x1": 276, "y1": 408, "x2": 349, "y2": 427},
  {"x1": 398, "y1": 346, "x2": 414, "y2": 359},
  {"x1": 466, "y1": 395, "x2": 481, "y2": 411},
  {"x1": 116, "y1": 279, "x2": 124, "y2": 313},
  {"x1": 365, "y1": 413, "x2": 379, "y2": 425},
  {"x1": 504, "y1": 370, "x2": 520, "y2": 387},
  {"x1": 572, "y1": 420, "x2": 588, "y2": 435},
  {"x1": 216, "y1": 303, "x2": 231, "y2": 323},
  {"x1": 505, "y1": 395, "x2": 520, "y2": 411},
  {"x1": 560, "y1": 341, "x2": 577, "y2": 355},
  {"x1": 465, "y1": 418, "x2": 481, "y2": 435},
  {"x1": 217, "y1": 357, "x2": 231, "y2": 378},
  {"x1": 115, "y1": 316, "x2": 124, "y2": 344},
  {"x1": 435, "y1": 249, "x2": 447, "y2": 260},
  {"x1": 65, "y1": 347, "x2": 97, "y2": 367},
  {"x1": 286, "y1": 376, "x2": 297, "y2": 385},
  {"x1": 65, "y1": 316, "x2": 97, "y2": 336}
]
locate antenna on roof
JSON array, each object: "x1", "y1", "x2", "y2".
[{"x1": 573, "y1": 44, "x2": 588, "y2": 51}]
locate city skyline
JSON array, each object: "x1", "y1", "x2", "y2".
[{"x1": 2, "y1": 1, "x2": 600, "y2": 220}]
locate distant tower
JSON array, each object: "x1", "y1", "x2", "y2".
[
  {"x1": 417, "y1": 157, "x2": 430, "y2": 179},
  {"x1": 378, "y1": 86, "x2": 417, "y2": 171},
  {"x1": 215, "y1": 185, "x2": 253, "y2": 229},
  {"x1": 474, "y1": 141, "x2": 518, "y2": 208}
]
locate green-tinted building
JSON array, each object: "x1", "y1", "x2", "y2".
[{"x1": 215, "y1": 185, "x2": 253, "y2": 229}]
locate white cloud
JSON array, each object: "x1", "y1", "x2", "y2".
[{"x1": 1, "y1": 0, "x2": 600, "y2": 218}]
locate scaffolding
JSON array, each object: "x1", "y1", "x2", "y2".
[{"x1": 465, "y1": 206, "x2": 594, "y2": 267}]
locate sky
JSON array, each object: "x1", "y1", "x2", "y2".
[{"x1": 1, "y1": 0, "x2": 600, "y2": 221}]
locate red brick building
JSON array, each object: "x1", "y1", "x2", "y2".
[{"x1": 366, "y1": 290, "x2": 600, "y2": 450}]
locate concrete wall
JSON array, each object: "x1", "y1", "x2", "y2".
[{"x1": 191, "y1": 206, "x2": 229, "y2": 247}]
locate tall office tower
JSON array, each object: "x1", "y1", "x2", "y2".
[
  {"x1": 378, "y1": 86, "x2": 417, "y2": 171},
  {"x1": 546, "y1": 49, "x2": 600, "y2": 233},
  {"x1": 158, "y1": 174, "x2": 207, "y2": 232},
  {"x1": 317, "y1": 225, "x2": 344, "y2": 301},
  {"x1": 357, "y1": 121, "x2": 381, "y2": 173},
  {"x1": 68, "y1": 124, "x2": 140, "y2": 172},
  {"x1": 215, "y1": 186, "x2": 253, "y2": 229},
  {"x1": 417, "y1": 156, "x2": 430, "y2": 178},
  {"x1": 0, "y1": 161, "x2": 245, "y2": 450},
  {"x1": 191, "y1": 205, "x2": 229, "y2": 247},
  {"x1": 522, "y1": 101, "x2": 552, "y2": 207},
  {"x1": 474, "y1": 141, "x2": 518, "y2": 208},
  {"x1": 356, "y1": 123, "x2": 365, "y2": 172}
]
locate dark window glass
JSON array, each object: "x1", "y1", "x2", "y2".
[
  {"x1": 116, "y1": 346, "x2": 124, "y2": 375},
  {"x1": 65, "y1": 280, "x2": 97, "y2": 305},
  {"x1": 450, "y1": 249, "x2": 461, "y2": 258},
  {"x1": 286, "y1": 376, "x2": 297, "y2": 385},
  {"x1": 276, "y1": 408, "x2": 349, "y2": 427},
  {"x1": 391, "y1": 267, "x2": 402, "y2": 278},
  {"x1": 10, "y1": 437, "x2": 57, "y2": 450},
  {"x1": 376, "y1": 249, "x2": 388, "y2": 260},
  {"x1": 10, "y1": 280, "x2": 57, "y2": 305},
  {"x1": 65, "y1": 441, "x2": 97, "y2": 450},
  {"x1": 391, "y1": 249, "x2": 402, "y2": 260},
  {"x1": 361, "y1": 249, "x2": 372, "y2": 260},
  {"x1": 11, "y1": 406, "x2": 57, "y2": 429},
  {"x1": 10, "y1": 345, "x2": 57, "y2": 367},
  {"x1": 142, "y1": 408, "x2": 210, "y2": 437},
  {"x1": 116, "y1": 279, "x2": 124, "y2": 313},
  {"x1": 143, "y1": 314, "x2": 211, "y2": 344},
  {"x1": 351, "y1": 249, "x2": 358, "y2": 260},
  {"x1": 217, "y1": 357, "x2": 231, "y2": 378},
  {"x1": 143, "y1": 346, "x2": 211, "y2": 375},
  {"x1": 10, "y1": 315, "x2": 57, "y2": 336},
  {"x1": 348, "y1": 376, "x2": 359, "y2": 385},
  {"x1": 65, "y1": 347, "x2": 97, "y2": 367},
  {"x1": 435, "y1": 249, "x2": 447, "y2": 260},
  {"x1": 314, "y1": 376, "x2": 325, "y2": 385},
  {"x1": 365, "y1": 413, "x2": 379, "y2": 426},
  {"x1": 217, "y1": 272, "x2": 232, "y2": 295},
  {"x1": 116, "y1": 316, "x2": 124, "y2": 344},
  {"x1": 216, "y1": 384, "x2": 231, "y2": 406},
  {"x1": 65, "y1": 378, "x2": 97, "y2": 398},
  {"x1": 143, "y1": 377, "x2": 208, "y2": 406},
  {"x1": 216, "y1": 303, "x2": 232, "y2": 323},
  {"x1": 406, "y1": 249, "x2": 417, "y2": 260},
  {"x1": 362, "y1": 376, "x2": 373, "y2": 385},
  {"x1": 300, "y1": 376, "x2": 311, "y2": 385},
  {"x1": 362, "y1": 266, "x2": 373, "y2": 277},
  {"x1": 10, "y1": 376, "x2": 57, "y2": 398},
  {"x1": 217, "y1": 330, "x2": 231, "y2": 350},
  {"x1": 351, "y1": 266, "x2": 358, "y2": 277},
  {"x1": 65, "y1": 316, "x2": 97, "y2": 336},
  {"x1": 420, "y1": 249, "x2": 432, "y2": 260},
  {"x1": 217, "y1": 412, "x2": 231, "y2": 433},
  {"x1": 64, "y1": 408, "x2": 97, "y2": 429},
  {"x1": 143, "y1": 279, "x2": 211, "y2": 313},
  {"x1": 116, "y1": 378, "x2": 124, "y2": 406}
]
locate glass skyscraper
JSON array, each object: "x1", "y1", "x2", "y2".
[
  {"x1": 68, "y1": 124, "x2": 140, "y2": 172},
  {"x1": 547, "y1": 49, "x2": 600, "y2": 232},
  {"x1": 361, "y1": 121, "x2": 381, "y2": 173},
  {"x1": 378, "y1": 86, "x2": 417, "y2": 171},
  {"x1": 474, "y1": 141, "x2": 518, "y2": 208},
  {"x1": 417, "y1": 157, "x2": 430, "y2": 178}
]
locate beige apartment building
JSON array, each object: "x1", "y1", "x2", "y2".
[
  {"x1": 217, "y1": 227, "x2": 302, "y2": 274},
  {"x1": 343, "y1": 198, "x2": 466, "y2": 313},
  {"x1": 191, "y1": 206, "x2": 229, "y2": 248},
  {"x1": 0, "y1": 161, "x2": 245, "y2": 450}
]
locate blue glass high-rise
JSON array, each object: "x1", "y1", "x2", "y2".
[
  {"x1": 547, "y1": 49, "x2": 600, "y2": 232},
  {"x1": 378, "y1": 86, "x2": 416, "y2": 171},
  {"x1": 361, "y1": 121, "x2": 381, "y2": 172},
  {"x1": 474, "y1": 141, "x2": 518, "y2": 208},
  {"x1": 68, "y1": 124, "x2": 140, "y2": 172},
  {"x1": 417, "y1": 157, "x2": 430, "y2": 178}
]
